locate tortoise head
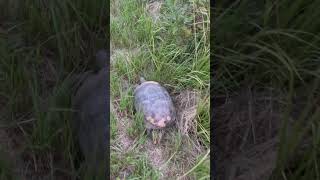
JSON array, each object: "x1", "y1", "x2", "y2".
[{"x1": 145, "y1": 107, "x2": 175, "y2": 128}]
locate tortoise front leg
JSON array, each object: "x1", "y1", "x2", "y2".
[
  {"x1": 146, "y1": 128, "x2": 159, "y2": 144},
  {"x1": 152, "y1": 130, "x2": 164, "y2": 145}
]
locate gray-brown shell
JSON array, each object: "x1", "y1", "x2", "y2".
[
  {"x1": 134, "y1": 79, "x2": 176, "y2": 130},
  {"x1": 71, "y1": 49, "x2": 108, "y2": 178}
]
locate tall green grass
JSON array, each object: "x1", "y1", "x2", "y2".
[
  {"x1": 215, "y1": 0, "x2": 320, "y2": 179},
  {"x1": 0, "y1": 0, "x2": 108, "y2": 178},
  {"x1": 111, "y1": 0, "x2": 209, "y2": 90},
  {"x1": 214, "y1": 0, "x2": 320, "y2": 94}
]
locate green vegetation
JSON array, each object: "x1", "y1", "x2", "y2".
[
  {"x1": 111, "y1": 0, "x2": 210, "y2": 179},
  {"x1": 0, "y1": 0, "x2": 107, "y2": 179},
  {"x1": 0, "y1": 147, "x2": 16, "y2": 180},
  {"x1": 111, "y1": 150, "x2": 161, "y2": 180},
  {"x1": 215, "y1": 1, "x2": 320, "y2": 179}
]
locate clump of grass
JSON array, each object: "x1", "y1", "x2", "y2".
[
  {"x1": 127, "y1": 111, "x2": 145, "y2": 138},
  {"x1": 111, "y1": 151, "x2": 160, "y2": 179},
  {"x1": 110, "y1": 0, "x2": 153, "y2": 48},
  {"x1": 119, "y1": 87, "x2": 134, "y2": 113},
  {"x1": 196, "y1": 94, "x2": 210, "y2": 147},
  {"x1": 111, "y1": 112, "x2": 118, "y2": 140},
  {"x1": 0, "y1": 37, "x2": 32, "y2": 120},
  {"x1": 214, "y1": 1, "x2": 320, "y2": 94},
  {"x1": 110, "y1": 72, "x2": 121, "y2": 98},
  {"x1": 182, "y1": 150, "x2": 210, "y2": 180}
]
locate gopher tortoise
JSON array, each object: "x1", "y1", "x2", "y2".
[
  {"x1": 71, "y1": 49, "x2": 108, "y2": 178},
  {"x1": 134, "y1": 77, "x2": 176, "y2": 143}
]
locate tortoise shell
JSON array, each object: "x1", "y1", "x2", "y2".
[
  {"x1": 71, "y1": 49, "x2": 108, "y2": 177},
  {"x1": 134, "y1": 79, "x2": 176, "y2": 130}
]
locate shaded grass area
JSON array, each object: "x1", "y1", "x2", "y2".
[
  {"x1": 214, "y1": 0, "x2": 320, "y2": 93},
  {"x1": 110, "y1": 0, "x2": 210, "y2": 179},
  {"x1": 214, "y1": 0, "x2": 320, "y2": 179},
  {"x1": 0, "y1": 0, "x2": 108, "y2": 179},
  {"x1": 0, "y1": 147, "x2": 16, "y2": 180}
]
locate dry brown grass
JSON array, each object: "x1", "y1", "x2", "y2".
[
  {"x1": 174, "y1": 90, "x2": 200, "y2": 136},
  {"x1": 214, "y1": 88, "x2": 286, "y2": 180}
]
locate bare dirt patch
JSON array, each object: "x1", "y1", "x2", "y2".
[
  {"x1": 145, "y1": 140, "x2": 167, "y2": 177},
  {"x1": 215, "y1": 88, "x2": 284, "y2": 180},
  {"x1": 111, "y1": 93, "x2": 134, "y2": 152}
]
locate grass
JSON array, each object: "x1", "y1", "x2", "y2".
[
  {"x1": 110, "y1": 0, "x2": 210, "y2": 179},
  {"x1": 111, "y1": 150, "x2": 161, "y2": 179},
  {"x1": 0, "y1": 0, "x2": 108, "y2": 179},
  {"x1": 0, "y1": 147, "x2": 16, "y2": 180},
  {"x1": 215, "y1": 0, "x2": 320, "y2": 179},
  {"x1": 127, "y1": 111, "x2": 145, "y2": 139}
]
